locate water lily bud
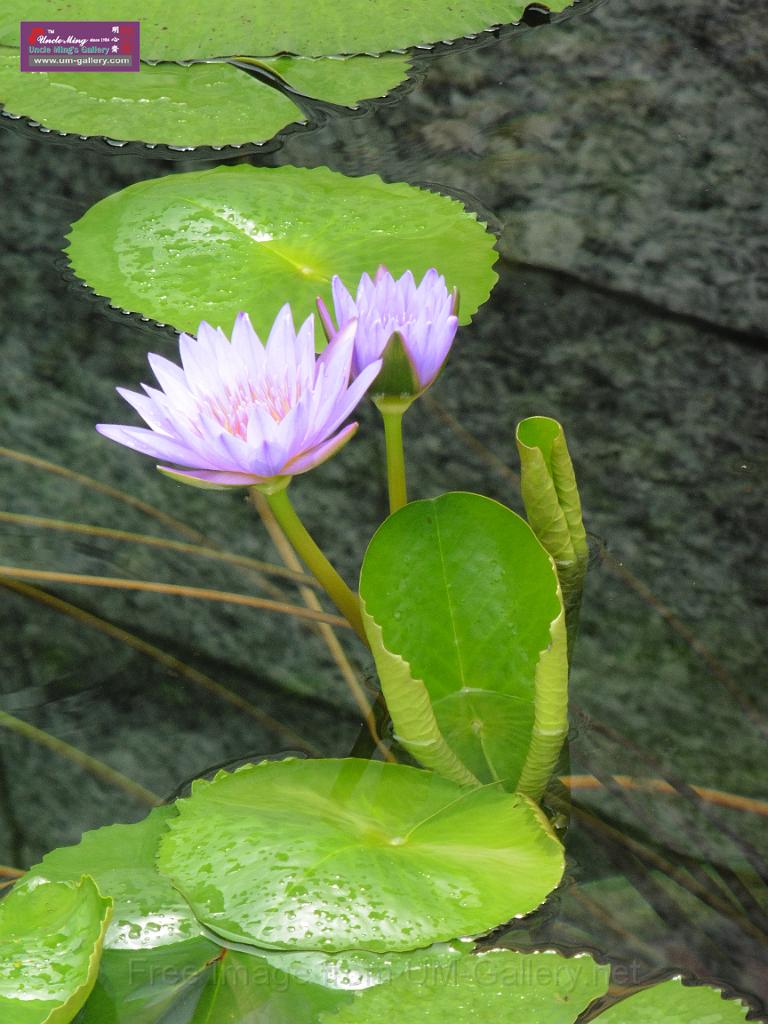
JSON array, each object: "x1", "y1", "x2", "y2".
[{"x1": 317, "y1": 266, "x2": 460, "y2": 403}]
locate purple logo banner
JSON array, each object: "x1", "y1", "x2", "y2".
[{"x1": 20, "y1": 21, "x2": 140, "y2": 72}]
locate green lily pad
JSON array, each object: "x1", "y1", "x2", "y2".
[
  {"x1": 66, "y1": 164, "x2": 498, "y2": 338},
  {"x1": 319, "y1": 949, "x2": 610, "y2": 1023},
  {"x1": 156, "y1": 758, "x2": 564, "y2": 952},
  {"x1": 187, "y1": 941, "x2": 474, "y2": 1023},
  {"x1": 0, "y1": 876, "x2": 112, "y2": 1024},
  {"x1": 0, "y1": 1, "x2": 577, "y2": 60},
  {"x1": 20, "y1": 805, "x2": 206, "y2": 951},
  {"x1": 210, "y1": 937, "x2": 474, "y2": 992},
  {"x1": 17, "y1": 808, "x2": 221, "y2": 1022},
  {"x1": 595, "y1": 978, "x2": 751, "y2": 1024},
  {"x1": 317, "y1": 949, "x2": 753, "y2": 1024},
  {"x1": 254, "y1": 939, "x2": 474, "y2": 991},
  {"x1": 77, "y1": 942, "x2": 219, "y2": 1024},
  {"x1": 0, "y1": 51, "x2": 410, "y2": 148},
  {"x1": 189, "y1": 949, "x2": 352, "y2": 1024},
  {"x1": 360, "y1": 493, "x2": 567, "y2": 798},
  {"x1": 239, "y1": 54, "x2": 412, "y2": 107}
]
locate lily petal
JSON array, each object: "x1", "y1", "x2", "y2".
[
  {"x1": 98, "y1": 302, "x2": 371, "y2": 488},
  {"x1": 284, "y1": 422, "x2": 358, "y2": 474}
]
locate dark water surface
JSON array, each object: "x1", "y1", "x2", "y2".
[{"x1": 1, "y1": 0, "x2": 766, "y2": 1016}]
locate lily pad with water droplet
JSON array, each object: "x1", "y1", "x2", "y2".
[
  {"x1": 156, "y1": 758, "x2": 564, "y2": 953},
  {"x1": 318, "y1": 949, "x2": 754, "y2": 1024},
  {"x1": 20, "y1": 805, "x2": 208, "y2": 952},
  {"x1": 65, "y1": 164, "x2": 498, "y2": 339},
  {"x1": 319, "y1": 949, "x2": 610, "y2": 1024},
  {"x1": 360, "y1": 493, "x2": 568, "y2": 798},
  {"x1": 189, "y1": 949, "x2": 352, "y2": 1023},
  {"x1": 241, "y1": 54, "x2": 412, "y2": 107},
  {"x1": 0, "y1": 875, "x2": 111, "y2": 1024},
  {"x1": 0, "y1": 49, "x2": 411, "y2": 148},
  {"x1": 594, "y1": 977, "x2": 751, "y2": 1024},
  {"x1": 252, "y1": 938, "x2": 474, "y2": 991},
  {"x1": 19, "y1": 807, "x2": 222, "y2": 1023},
  {"x1": 187, "y1": 941, "x2": 474, "y2": 1023},
  {"x1": 0, "y1": 1, "x2": 578, "y2": 60},
  {"x1": 77, "y1": 942, "x2": 219, "y2": 1024}
]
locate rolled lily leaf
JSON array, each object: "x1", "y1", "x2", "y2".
[
  {"x1": 516, "y1": 417, "x2": 588, "y2": 653},
  {"x1": 0, "y1": 875, "x2": 112, "y2": 1024},
  {"x1": 360, "y1": 492, "x2": 569, "y2": 799}
]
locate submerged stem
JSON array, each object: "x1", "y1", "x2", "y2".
[{"x1": 257, "y1": 481, "x2": 367, "y2": 645}]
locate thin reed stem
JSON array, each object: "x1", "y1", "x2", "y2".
[{"x1": 0, "y1": 566, "x2": 349, "y2": 627}]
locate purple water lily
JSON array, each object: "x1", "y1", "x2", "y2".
[
  {"x1": 96, "y1": 306, "x2": 381, "y2": 488},
  {"x1": 317, "y1": 266, "x2": 459, "y2": 399}
]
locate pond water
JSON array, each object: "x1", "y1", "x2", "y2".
[{"x1": 1, "y1": 0, "x2": 767, "y2": 1019}]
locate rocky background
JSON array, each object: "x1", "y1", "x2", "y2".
[{"x1": 1, "y1": 0, "x2": 766, "y2": 1008}]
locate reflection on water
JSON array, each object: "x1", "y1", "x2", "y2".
[
  {"x1": 498, "y1": 738, "x2": 768, "y2": 1013},
  {"x1": 1, "y1": 0, "x2": 766, "y2": 1017}
]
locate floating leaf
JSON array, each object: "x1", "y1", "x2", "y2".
[
  {"x1": 360, "y1": 493, "x2": 567, "y2": 798},
  {"x1": 189, "y1": 950, "x2": 351, "y2": 1023},
  {"x1": 0, "y1": 876, "x2": 111, "y2": 1024},
  {"x1": 77, "y1": 942, "x2": 219, "y2": 1024},
  {"x1": 0, "y1": 50, "x2": 410, "y2": 148},
  {"x1": 317, "y1": 949, "x2": 754, "y2": 1024},
  {"x1": 242, "y1": 54, "x2": 411, "y2": 107},
  {"x1": 253, "y1": 939, "x2": 473, "y2": 991},
  {"x1": 595, "y1": 978, "x2": 751, "y2": 1024},
  {"x1": 319, "y1": 949, "x2": 610, "y2": 1023},
  {"x1": 19, "y1": 807, "x2": 221, "y2": 1022},
  {"x1": 516, "y1": 417, "x2": 588, "y2": 651},
  {"x1": 66, "y1": 164, "x2": 498, "y2": 338},
  {"x1": 156, "y1": 758, "x2": 564, "y2": 952},
  {"x1": 0, "y1": 1, "x2": 577, "y2": 60},
  {"x1": 20, "y1": 805, "x2": 207, "y2": 951},
  {"x1": 186, "y1": 942, "x2": 473, "y2": 1024},
  {"x1": 0, "y1": 57, "x2": 301, "y2": 148}
]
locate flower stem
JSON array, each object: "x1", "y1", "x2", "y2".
[
  {"x1": 256, "y1": 481, "x2": 367, "y2": 645},
  {"x1": 377, "y1": 399, "x2": 411, "y2": 515}
]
